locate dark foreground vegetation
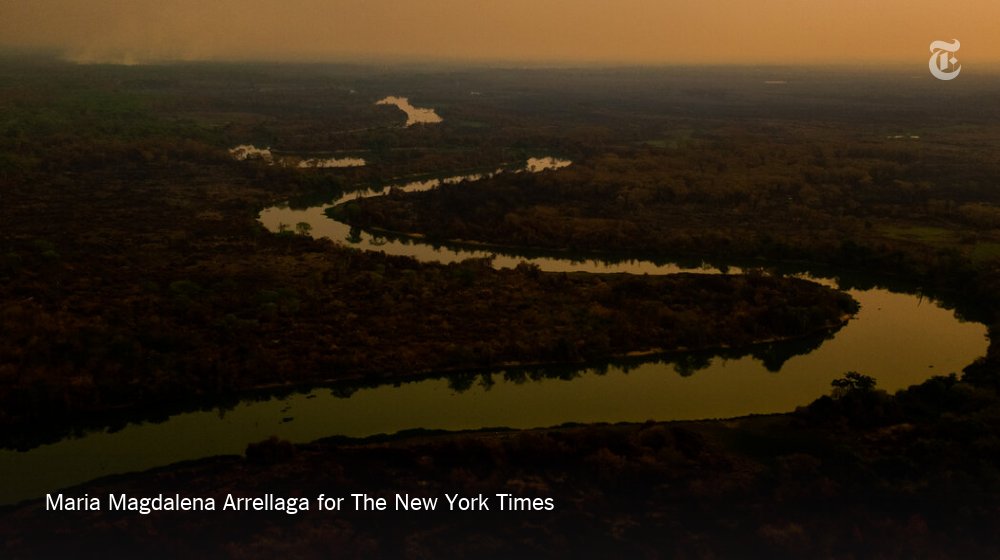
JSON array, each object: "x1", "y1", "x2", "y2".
[
  {"x1": 3, "y1": 54, "x2": 1000, "y2": 557},
  {"x1": 3, "y1": 370, "x2": 1000, "y2": 559}
]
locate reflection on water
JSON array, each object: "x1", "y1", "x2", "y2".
[
  {"x1": 229, "y1": 144, "x2": 273, "y2": 161},
  {"x1": 229, "y1": 145, "x2": 366, "y2": 168},
  {"x1": 297, "y1": 156, "x2": 366, "y2": 168},
  {"x1": 376, "y1": 96, "x2": 443, "y2": 126},
  {"x1": 321, "y1": 157, "x2": 568, "y2": 209},
  {"x1": 525, "y1": 157, "x2": 571, "y2": 172},
  {"x1": 0, "y1": 286, "x2": 985, "y2": 505},
  {"x1": 0, "y1": 156, "x2": 988, "y2": 506}
]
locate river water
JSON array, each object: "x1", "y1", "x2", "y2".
[
  {"x1": 376, "y1": 96, "x2": 443, "y2": 126},
  {"x1": 0, "y1": 157, "x2": 987, "y2": 506}
]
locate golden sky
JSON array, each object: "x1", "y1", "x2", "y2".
[{"x1": 1, "y1": 0, "x2": 998, "y2": 64}]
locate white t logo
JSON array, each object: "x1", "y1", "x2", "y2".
[{"x1": 929, "y1": 39, "x2": 961, "y2": 81}]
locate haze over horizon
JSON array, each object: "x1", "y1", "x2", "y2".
[{"x1": 1, "y1": 0, "x2": 998, "y2": 66}]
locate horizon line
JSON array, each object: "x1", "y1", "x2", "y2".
[{"x1": 4, "y1": 46, "x2": 1000, "y2": 71}]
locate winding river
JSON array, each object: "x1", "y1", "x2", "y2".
[{"x1": 0, "y1": 157, "x2": 987, "y2": 506}]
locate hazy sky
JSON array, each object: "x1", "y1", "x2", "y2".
[{"x1": 2, "y1": 0, "x2": 998, "y2": 65}]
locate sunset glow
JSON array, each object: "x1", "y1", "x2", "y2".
[{"x1": 2, "y1": 0, "x2": 999, "y2": 64}]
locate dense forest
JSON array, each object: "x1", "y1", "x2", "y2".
[
  {"x1": 346, "y1": 123, "x2": 1000, "y2": 284},
  {"x1": 3, "y1": 56, "x2": 1000, "y2": 558},
  {"x1": 0, "y1": 58, "x2": 858, "y2": 437}
]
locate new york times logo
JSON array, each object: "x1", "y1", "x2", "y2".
[{"x1": 929, "y1": 39, "x2": 961, "y2": 80}]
